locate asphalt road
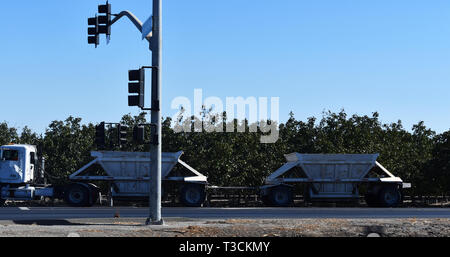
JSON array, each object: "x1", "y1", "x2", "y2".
[{"x1": 0, "y1": 207, "x2": 449, "y2": 221}]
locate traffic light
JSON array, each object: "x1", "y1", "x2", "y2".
[
  {"x1": 133, "y1": 125, "x2": 145, "y2": 144},
  {"x1": 88, "y1": 16, "x2": 99, "y2": 47},
  {"x1": 95, "y1": 122, "x2": 106, "y2": 148},
  {"x1": 98, "y1": 1, "x2": 111, "y2": 37},
  {"x1": 88, "y1": 1, "x2": 111, "y2": 47},
  {"x1": 128, "y1": 68, "x2": 145, "y2": 108},
  {"x1": 118, "y1": 124, "x2": 128, "y2": 146}
]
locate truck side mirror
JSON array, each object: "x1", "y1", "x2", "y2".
[{"x1": 30, "y1": 152, "x2": 36, "y2": 165}]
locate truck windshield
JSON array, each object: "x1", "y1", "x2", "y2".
[{"x1": 2, "y1": 150, "x2": 19, "y2": 161}]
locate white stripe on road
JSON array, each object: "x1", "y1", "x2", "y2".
[{"x1": 19, "y1": 207, "x2": 30, "y2": 211}]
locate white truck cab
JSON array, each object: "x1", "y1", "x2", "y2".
[{"x1": 0, "y1": 144, "x2": 37, "y2": 184}]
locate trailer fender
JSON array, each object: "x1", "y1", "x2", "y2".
[
  {"x1": 260, "y1": 184, "x2": 293, "y2": 197},
  {"x1": 86, "y1": 183, "x2": 100, "y2": 205},
  {"x1": 259, "y1": 184, "x2": 292, "y2": 197},
  {"x1": 260, "y1": 185, "x2": 274, "y2": 197},
  {"x1": 64, "y1": 183, "x2": 95, "y2": 207}
]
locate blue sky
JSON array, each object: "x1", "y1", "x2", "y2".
[{"x1": 0, "y1": 0, "x2": 449, "y2": 134}]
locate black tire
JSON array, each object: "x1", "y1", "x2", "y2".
[
  {"x1": 64, "y1": 184, "x2": 90, "y2": 207},
  {"x1": 378, "y1": 185, "x2": 402, "y2": 207},
  {"x1": 179, "y1": 183, "x2": 206, "y2": 207},
  {"x1": 268, "y1": 186, "x2": 294, "y2": 207}
]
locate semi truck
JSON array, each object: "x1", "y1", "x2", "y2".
[
  {"x1": 0, "y1": 144, "x2": 208, "y2": 207},
  {"x1": 0, "y1": 144, "x2": 411, "y2": 208}
]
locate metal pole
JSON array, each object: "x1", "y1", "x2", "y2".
[{"x1": 146, "y1": 0, "x2": 163, "y2": 225}]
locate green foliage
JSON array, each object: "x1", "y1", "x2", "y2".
[
  {"x1": 0, "y1": 122, "x2": 19, "y2": 145},
  {"x1": 18, "y1": 126, "x2": 40, "y2": 145},
  {"x1": 0, "y1": 111, "x2": 448, "y2": 195},
  {"x1": 423, "y1": 131, "x2": 450, "y2": 194},
  {"x1": 41, "y1": 117, "x2": 95, "y2": 184}
]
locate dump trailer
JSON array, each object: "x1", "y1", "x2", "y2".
[
  {"x1": 261, "y1": 153, "x2": 411, "y2": 207},
  {"x1": 0, "y1": 144, "x2": 208, "y2": 207}
]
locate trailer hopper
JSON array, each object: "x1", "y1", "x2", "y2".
[{"x1": 262, "y1": 153, "x2": 410, "y2": 207}]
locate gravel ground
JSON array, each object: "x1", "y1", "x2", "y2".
[{"x1": 0, "y1": 218, "x2": 449, "y2": 237}]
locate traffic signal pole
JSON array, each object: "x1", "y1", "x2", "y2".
[
  {"x1": 88, "y1": 0, "x2": 163, "y2": 225},
  {"x1": 147, "y1": 0, "x2": 163, "y2": 225}
]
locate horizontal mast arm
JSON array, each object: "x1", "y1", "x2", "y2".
[{"x1": 111, "y1": 11, "x2": 152, "y2": 42}]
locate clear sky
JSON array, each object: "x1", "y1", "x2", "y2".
[{"x1": 0, "y1": 0, "x2": 449, "y2": 134}]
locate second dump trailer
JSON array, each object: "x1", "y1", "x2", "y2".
[{"x1": 261, "y1": 153, "x2": 411, "y2": 207}]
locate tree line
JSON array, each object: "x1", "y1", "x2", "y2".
[{"x1": 0, "y1": 110, "x2": 448, "y2": 195}]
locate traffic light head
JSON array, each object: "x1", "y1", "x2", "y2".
[
  {"x1": 98, "y1": 1, "x2": 112, "y2": 37},
  {"x1": 133, "y1": 126, "x2": 145, "y2": 144},
  {"x1": 117, "y1": 124, "x2": 129, "y2": 146},
  {"x1": 87, "y1": 1, "x2": 112, "y2": 47},
  {"x1": 87, "y1": 16, "x2": 99, "y2": 47},
  {"x1": 128, "y1": 68, "x2": 145, "y2": 108},
  {"x1": 95, "y1": 122, "x2": 106, "y2": 148}
]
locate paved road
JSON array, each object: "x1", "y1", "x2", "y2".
[{"x1": 0, "y1": 207, "x2": 449, "y2": 221}]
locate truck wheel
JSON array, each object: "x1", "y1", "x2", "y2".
[
  {"x1": 65, "y1": 184, "x2": 90, "y2": 207},
  {"x1": 179, "y1": 184, "x2": 206, "y2": 207},
  {"x1": 378, "y1": 185, "x2": 401, "y2": 207},
  {"x1": 269, "y1": 186, "x2": 293, "y2": 207}
]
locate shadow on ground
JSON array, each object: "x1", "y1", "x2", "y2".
[
  {"x1": 11, "y1": 219, "x2": 100, "y2": 226},
  {"x1": 11, "y1": 219, "x2": 144, "y2": 226}
]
